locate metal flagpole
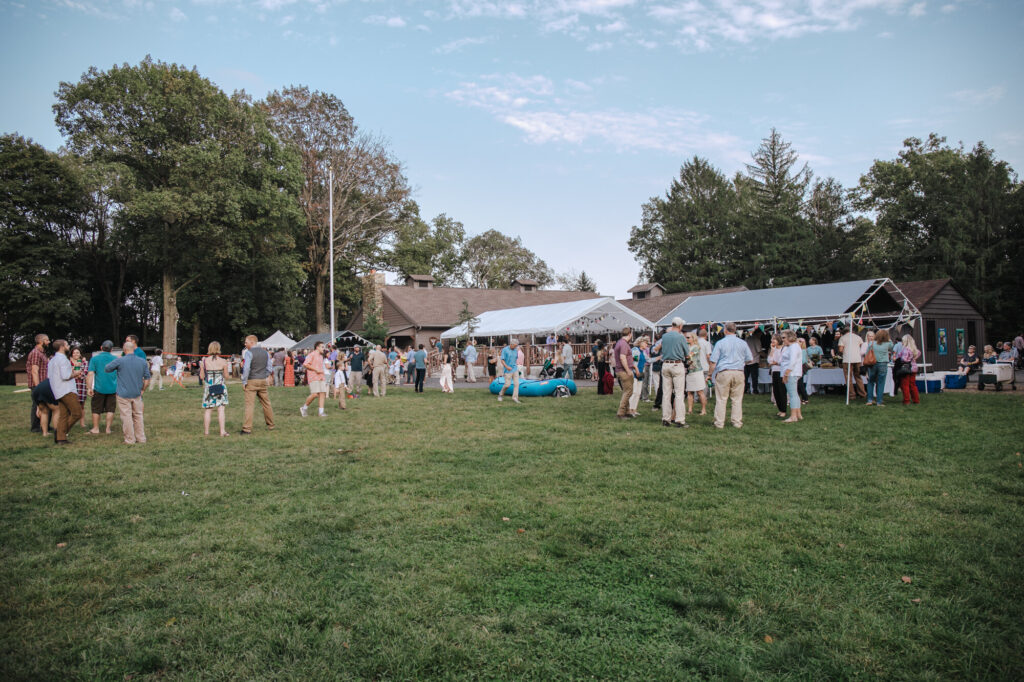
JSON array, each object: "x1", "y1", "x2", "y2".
[{"x1": 329, "y1": 168, "x2": 335, "y2": 346}]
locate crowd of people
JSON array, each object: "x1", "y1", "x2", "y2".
[{"x1": 22, "y1": 324, "x2": 1020, "y2": 445}]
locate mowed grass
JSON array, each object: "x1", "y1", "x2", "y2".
[{"x1": 1, "y1": 381, "x2": 1022, "y2": 680}]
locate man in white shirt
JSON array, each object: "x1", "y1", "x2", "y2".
[
  {"x1": 838, "y1": 327, "x2": 867, "y2": 399},
  {"x1": 561, "y1": 338, "x2": 574, "y2": 379},
  {"x1": 148, "y1": 350, "x2": 164, "y2": 391},
  {"x1": 47, "y1": 339, "x2": 83, "y2": 445}
]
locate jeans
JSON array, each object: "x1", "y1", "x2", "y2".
[
  {"x1": 414, "y1": 368, "x2": 426, "y2": 392},
  {"x1": 745, "y1": 364, "x2": 759, "y2": 393},
  {"x1": 786, "y1": 374, "x2": 801, "y2": 409},
  {"x1": 563, "y1": 363, "x2": 573, "y2": 380},
  {"x1": 866, "y1": 363, "x2": 889, "y2": 404}
]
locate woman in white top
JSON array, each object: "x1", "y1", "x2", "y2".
[
  {"x1": 767, "y1": 334, "x2": 787, "y2": 418},
  {"x1": 781, "y1": 330, "x2": 804, "y2": 423},
  {"x1": 439, "y1": 355, "x2": 454, "y2": 393}
]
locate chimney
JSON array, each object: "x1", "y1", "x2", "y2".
[{"x1": 362, "y1": 270, "x2": 386, "y2": 316}]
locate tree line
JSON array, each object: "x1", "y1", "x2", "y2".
[
  {"x1": 629, "y1": 129, "x2": 1023, "y2": 338},
  {"x1": 1, "y1": 57, "x2": 573, "y2": 367}
]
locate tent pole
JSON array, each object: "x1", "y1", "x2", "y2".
[{"x1": 917, "y1": 313, "x2": 928, "y2": 394}]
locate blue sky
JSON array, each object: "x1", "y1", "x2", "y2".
[{"x1": 2, "y1": 0, "x2": 1021, "y2": 299}]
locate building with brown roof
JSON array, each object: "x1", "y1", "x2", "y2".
[
  {"x1": 892, "y1": 278, "x2": 986, "y2": 372},
  {"x1": 346, "y1": 274, "x2": 600, "y2": 348},
  {"x1": 617, "y1": 283, "x2": 749, "y2": 323}
]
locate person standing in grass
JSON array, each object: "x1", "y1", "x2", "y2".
[
  {"x1": 413, "y1": 344, "x2": 427, "y2": 392},
  {"x1": 70, "y1": 347, "x2": 88, "y2": 428},
  {"x1": 896, "y1": 335, "x2": 921, "y2": 405},
  {"x1": 27, "y1": 332, "x2": 50, "y2": 433},
  {"x1": 656, "y1": 318, "x2": 689, "y2": 428},
  {"x1": 348, "y1": 346, "x2": 364, "y2": 397},
  {"x1": 240, "y1": 335, "x2": 275, "y2": 434},
  {"x1": 104, "y1": 340, "x2": 150, "y2": 445},
  {"x1": 439, "y1": 353, "x2": 454, "y2": 393},
  {"x1": 613, "y1": 327, "x2": 640, "y2": 420},
  {"x1": 463, "y1": 340, "x2": 478, "y2": 383},
  {"x1": 627, "y1": 336, "x2": 649, "y2": 417},
  {"x1": 301, "y1": 341, "x2": 328, "y2": 418},
  {"x1": 86, "y1": 340, "x2": 118, "y2": 435},
  {"x1": 199, "y1": 341, "x2": 231, "y2": 437},
  {"x1": 560, "y1": 337, "x2": 574, "y2": 380},
  {"x1": 865, "y1": 329, "x2": 893, "y2": 406},
  {"x1": 684, "y1": 332, "x2": 707, "y2": 417},
  {"x1": 47, "y1": 339, "x2": 83, "y2": 445},
  {"x1": 839, "y1": 326, "x2": 867, "y2": 400},
  {"x1": 708, "y1": 322, "x2": 753, "y2": 429},
  {"x1": 369, "y1": 344, "x2": 388, "y2": 397},
  {"x1": 148, "y1": 350, "x2": 164, "y2": 391},
  {"x1": 781, "y1": 330, "x2": 804, "y2": 423},
  {"x1": 497, "y1": 338, "x2": 520, "y2": 403},
  {"x1": 768, "y1": 334, "x2": 787, "y2": 418}
]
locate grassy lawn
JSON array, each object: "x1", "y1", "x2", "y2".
[{"x1": 1, "y1": 382, "x2": 1022, "y2": 680}]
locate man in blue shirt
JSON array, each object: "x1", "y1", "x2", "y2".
[
  {"x1": 497, "y1": 338, "x2": 520, "y2": 403},
  {"x1": 413, "y1": 344, "x2": 428, "y2": 392},
  {"x1": 655, "y1": 317, "x2": 690, "y2": 428},
  {"x1": 87, "y1": 340, "x2": 118, "y2": 435},
  {"x1": 708, "y1": 322, "x2": 754, "y2": 429},
  {"x1": 349, "y1": 346, "x2": 365, "y2": 397},
  {"x1": 463, "y1": 340, "x2": 478, "y2": 383},
  {"x1": 125, "y1": 334, "x2": 147, "y2": 361},
  {"x1": 105, "y1": 340, "x2": 151, "y2": 444}
]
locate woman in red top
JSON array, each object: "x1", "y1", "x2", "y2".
[{"x1": 284, "y1": 351, "x2": 295, "y2": 387}]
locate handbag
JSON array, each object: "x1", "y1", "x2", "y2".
[
  {"x1": 863, "y1": 343, "x2": 877, "y2": 367},
  {"x1": 207, "y1": 383, "x2": 225, "y2": 397}
]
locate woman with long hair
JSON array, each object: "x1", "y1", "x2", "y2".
[
  {"x1": 199, "y1": 341, "x2": 230, "y2": 437},
  {"x1": 896, "y1": 335, "x2": 921, "y2": 405},
  {"x1": 865, "y1": 329, "x2": 893, "y2": 406},
  {"x1": 684, "y1": 332, "x2": 707, "y2": 416},
  {"x1": 767, "y1": 333, "x2": 787, "y2": 418},
  {"x1": 781, "y1": 330, "x2": 804, "y2": 423},
  {"x1": 70, "y1": 346, "x2": 88, "y2": 427}
]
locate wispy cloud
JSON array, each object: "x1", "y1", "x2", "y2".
[
  {"x1": 435, "y1": 35, "x2": 493, "y2": 53},
  {"x1": 169, "y1": 6, "x2": 187, "y2": 22},
  {"x1": 364, "y1": 14, "x2": 407, "y2": 28},
  {"x1": 951, "y1": 85, "x2": 1006, "y2": 107},
  {"x1": 445, "y1": 72, "x2": 747, "y2": 160}
]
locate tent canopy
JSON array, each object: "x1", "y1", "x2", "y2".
[
  {"x1": 258, "y1": 330, "x2": 297, "y2": 349},
  {"x1": 653, "y1": 279, "x2": 917, "y2": 327},
  {"x1": 441, "y1": 297, "x2": 656, "y2": 339},
  {"x1": 290, "y1": 330, "x2": 373, "y2": 351}
]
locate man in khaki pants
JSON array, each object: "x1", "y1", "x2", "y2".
[
  {"x1": 103, "y1": 340, "x2": 150, "y2": 444},
  {"x1": 708, "y1": 322, "x2": 754, "y2": 429},
  {"x1": 369, "y1": 345, "x2": 388, "y2": 397},
  {"x1": 613, "y1": 327, "x2": 640, "y2": 419},
  {"x1": 240, "y1": 335, "x2": 275, "y2": 434},
  {"x1": 655, "y1": 317, "x2": 690, "y2": 427}
]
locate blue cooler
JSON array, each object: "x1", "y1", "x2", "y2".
[
  {"x1": 916, "y1": 377, "x2": 943, "y2": 393},
  {"x1": 944, "y1": 374, "x2": 967, "y2": 390}
]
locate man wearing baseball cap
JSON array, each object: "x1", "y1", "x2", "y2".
[{"x1": 656, "y1": 317, "x2": 690, "y2": 428}]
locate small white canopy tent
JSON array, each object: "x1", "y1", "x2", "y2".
[
  {"x1": 441, "y1": 297, "x2": 656, "y2": 339},
  {"x1": 258, "y1": 330, "x2": 297, "y2": 349}
]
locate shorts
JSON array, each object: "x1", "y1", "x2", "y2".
[
  {"x1": 308, "y1": 380, "x2": 327, "y2": 394},
  {"x1": 91, "y1": 392, "x2": 117, "y2": 414}
]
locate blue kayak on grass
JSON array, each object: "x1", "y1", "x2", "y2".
[{"x1": 489, "y1": 376, "x2": 578, "y2": 397}]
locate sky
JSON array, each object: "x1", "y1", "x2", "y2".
[{"x1": 1, "y1": 0, "x2": 1021, "y2": 299}]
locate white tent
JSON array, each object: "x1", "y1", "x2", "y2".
[
  {"x1": 258, "y1": 330, "x2": 296, "y2": 349},
  {"x1": 441, "y1": 297, "x2": 656, "y2": 339}
]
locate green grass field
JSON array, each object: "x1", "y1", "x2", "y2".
[{"x1": 1, "y1": 382, "x2": 1022, "y2": 680}]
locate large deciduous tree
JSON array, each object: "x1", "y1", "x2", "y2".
[
  {"x1": 390, "y1": 203, "x2": 467, "y2": 286},
  {"x1": 260, "y1": 86, "x2": 410, "y2": 332},
  {"x1": 54, "y1": 57, "x2": 304, "y2": 353},
  {"x1": 628, "y1": 156, "x2": 738, "y2": 292},
  {"x1": 0, "y1": 134, "x2": 90, "y2": 366},
  {"x1": 462, "y1": 229, "x2": 554, "y2": 289},
  {"x1": 856, "y1": 134, "x2": 1023, "y2": 336}
]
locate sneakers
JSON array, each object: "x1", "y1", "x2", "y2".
[
  {"x1": 497, "y1": 396, "x2": 503, "y2": 402},
  {"x1": 318, "y1": 410, "x2": 327, "y2": 418},
  {"x1": 300, "y1": 405, "x2": 308, "y2": 417}
]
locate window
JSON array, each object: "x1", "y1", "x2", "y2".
[
  {"x1": 926, "y1": 320, "x2": 936, "y2": 352},
  {"x1": 418, "y1": 281, "x2": 428, "y2": 288},
  {"x1": 967, "y1": 321, "x2": 977, "y2": 346}
]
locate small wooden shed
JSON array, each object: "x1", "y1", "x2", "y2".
[{"x1": 896, "y1": 279, "x2": 986, "y2": 372}]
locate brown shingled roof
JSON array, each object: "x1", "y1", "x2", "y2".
[
  {"x1": 893, "y1": 278, "x2": 951, "y2": 309},
  {"x1": 617, "y1": 286, "x2": 749, "y2": 322},
  {"x1": 357, "y1": 285, "x2": 601, "y2": 329},
  {"x1": 627, "y1": 283, "x2": 665, "y2": 294}
]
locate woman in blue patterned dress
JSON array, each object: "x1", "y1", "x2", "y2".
[{"x1": 199, "y1": 341, "x2": 230, "y2": 437}]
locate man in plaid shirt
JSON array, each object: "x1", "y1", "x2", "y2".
[{"x1": 27, "y1": 333, "x2": 50, "y2": 432}]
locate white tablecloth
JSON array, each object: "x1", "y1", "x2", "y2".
[{"x1": 804, "y1": 366, "x2": 896, "y2": 396}]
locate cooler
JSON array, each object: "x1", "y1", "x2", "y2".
[
  {"x1": 944, "y1": 374, "x2": 967, "y2": 390},
  {"x1": 916, "y1": 375, "x2": 943, "y2": 394}
]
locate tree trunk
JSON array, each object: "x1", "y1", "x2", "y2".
[
  {"x1": 191, "y1": 317, "x2": 201, "y2": 355},
  {"x1": 162, "y1": 269, "x2": 179, "y2": 354},
  {"x1": 314, "y1": 273, "x2": 327, "y2": 333}
]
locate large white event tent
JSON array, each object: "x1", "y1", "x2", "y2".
[
  {"x1": 652, "y1": 278, "x2": 928, "y2": 403},
  {"x1": 258, "y1": 330, "x2": 297, "y2": 349},
  {"x1": 441, "y1": 297, "x2": 656, "y2": 341}
]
